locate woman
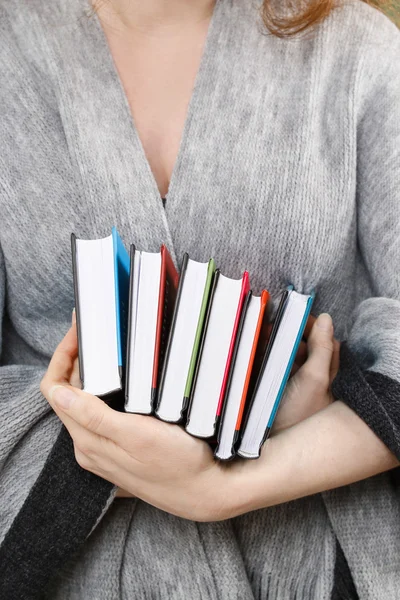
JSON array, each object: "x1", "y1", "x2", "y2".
[{"x1": 0, "y1": 0, "x2": 399, "y2": 597}]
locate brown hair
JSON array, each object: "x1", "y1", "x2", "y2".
[{"x1": 261, "y1": 0, "x2": 399, "y2": 37}]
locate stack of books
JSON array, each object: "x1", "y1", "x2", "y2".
[{"x1": 72, "y1": 228, "x2": 314, "y2": 460}]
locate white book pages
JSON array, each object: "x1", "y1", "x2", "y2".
[
  {"x1": 125, "y1": 250, "x2": 161, "y2": 413},
  {"x1": 156, "y1": 259, "x2": 209, "y2": 422},
  {"x1": 186, "y1": 274, "x2": 243, "y2": 438},
  {"x1": 75, "y1": 235, "x2": 121, "y2": 396}
]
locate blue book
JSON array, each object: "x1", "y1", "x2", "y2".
[
  {"x1": 237, "y1": 286, "x2": 315, "y2": 459},
  {"x1": 71, "y1": 227, "x2": 130, "y2": 398}
]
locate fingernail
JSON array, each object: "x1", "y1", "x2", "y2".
[
  {"x1": 50, "y1": 385, "x2": 77, "y2": 410},
  {"x1": 72, "y1": 308, "x2": 76, "y2": 326},
  {"x1": 317, "y1": 313, "x2": 332, "y2": 331}
]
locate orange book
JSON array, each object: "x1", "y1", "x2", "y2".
[{"x1": 215, "y1": 289, "x2": 270, "y2": 460}]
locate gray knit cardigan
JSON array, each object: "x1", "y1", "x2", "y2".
[{"x1": 0, "y1": 0, "x2": 399, "y2": 598}]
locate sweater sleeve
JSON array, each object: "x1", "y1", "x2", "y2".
[
  {"x1": 0, "y1": 242, "x2": 117, "y2": 600},
  {"x1": 331, "y1": 16, "x2": 400, "y2": 458},
  {"x1": 0, "y1": 12, "x2": 116, "y2": 584}
]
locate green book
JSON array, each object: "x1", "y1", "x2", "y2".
[
  {"x1": 183, "y1": 259, "x2": 216, "y2": 400},
  {"x1": 155, "y1": 254, "x2": 216, "y2": 423}
]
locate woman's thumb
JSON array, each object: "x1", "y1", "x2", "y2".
[{"x1": 305, "y1": 313, "x2": 334, "y2": 383}]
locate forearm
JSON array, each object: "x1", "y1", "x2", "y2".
[{"x1": 237, "y1": 401, "x2": 399, "y2": 514}]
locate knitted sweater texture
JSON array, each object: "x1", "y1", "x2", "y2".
[{"x1": 0, "y1": 0, "x2": 399, "y2": 598}]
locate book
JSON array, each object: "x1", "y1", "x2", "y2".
[
  {"x1": 185, "y1": 270, "x2": 250, "y2": 439},
  {"x1": 215, "y1": 289, "x2": 270, "y2": 460},
  {"x1": 237, "y1": 286, "x2": 314, "y2": 459},
  {"x1": 71, "y1": 227, "x2": 130, "y2": 398},
  {"x1": 155, "y1": 254, "x2": 216, "y2": 423},
  {"x1": 125, "y1": 245, "x2": 179, "y2": 414}
]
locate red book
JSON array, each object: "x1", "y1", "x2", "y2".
[
  {"x1": 151, "y1": 246, "x2": 180, "y2": 400},
  {"x1": 217, "y1": 272, "x2": 250, "y2": 419},
  {"x1": 125, "y1": 245, "x2": 179, "y2": 414},
  {"x1": 185, "y1": 270, "x2": 250, "y2": 438}
]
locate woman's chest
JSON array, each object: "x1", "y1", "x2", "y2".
[
  {"x1": 1, "y1": 103, "x2": 356, "y2": 334},
  {"x1": 100, "y1": 16, "x2": 212, "y2": 200},
  {"x1": 1, "y1": 18, "x2": 359, "y2": 348}
]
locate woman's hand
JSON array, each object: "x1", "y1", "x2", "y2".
[
  {"x1": 41, "y1": 311, "x2": 341, "y2": 521},
  {"x1": 40, "y1": 318, "x2": 244, "y2": 521},
  {"x1": 272, "y1": 313, "x2": 340, "y2": 434}
]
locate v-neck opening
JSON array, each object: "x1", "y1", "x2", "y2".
[
  {"x1": 40, "y1": 0, "x2": 229, "y2": 265},
  {"x1": 89, "y1": 0, "x2": 223, "y2": 209}
]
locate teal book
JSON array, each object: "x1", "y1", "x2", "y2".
[
  {"x1": 237, "y1": 286, "x2": 315, "y2": 459},
  {"x1": 71, "y1": 227, "x2": 130, "y2": 398},
  {"x1": 112, "y1": 227, "x2": 131, "y2": 371}
]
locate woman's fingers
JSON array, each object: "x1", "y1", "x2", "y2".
[
  {"x1": 41, "y1": 322, "x2": 78, "y2": 393},
  {"x1": 298, "y1": 313, "x2": 340, "y2": 384},
  {"x1": 40, "y1": 313, "x2": 123, "y2": 444},
  {"x1": 40, "y1": 317, "x2": 79, "y2": 422},
  {"x1": 48, "y1": 385, "x2": 125, "y2": 442}
]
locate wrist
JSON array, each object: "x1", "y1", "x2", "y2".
[
  {"x1": 224, "y1": 441, "x2": 275, "y2": 517},
  {"x1": 232, "y1": 436, "x2": 293, "y2": 515}
]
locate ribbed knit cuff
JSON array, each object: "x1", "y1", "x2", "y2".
[
  {"x1": 332, "y1": 343, "x2": 400, "y2": 459},
  {"x1": 0, "y1": 425, "x2": 115, "y2": 600}
]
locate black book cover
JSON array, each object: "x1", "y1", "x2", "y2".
[{"x1": 155, "y1": 253, "x2": 189, "y2": 420}]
